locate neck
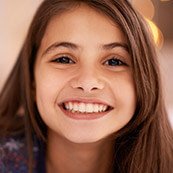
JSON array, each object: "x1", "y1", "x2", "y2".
[{"x1": 46, "y1": 131, "x2": 114, "y2": 173}]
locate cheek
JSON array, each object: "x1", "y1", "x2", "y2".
[
  {"x1": 34, "y1": 67, "x2": 71, "y2": 132},
  {"x1": 111, "y1": 74, "x2": 136, "y2": 113},
  {"x1": 107, "y1": 76, "x2": 136, "y2": 133},
  {"x1": 35, "y1": 67, "x2": 69, "y2": 98},
  {"x1": 34, "y1": 67, "x2": 70, "y2": 115}
]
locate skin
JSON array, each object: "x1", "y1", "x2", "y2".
[{"x1": 34, "y1": 4, "x2": 136, "y2": 173}]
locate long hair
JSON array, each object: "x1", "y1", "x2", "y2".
[{"x1": 0, "y1": 0, "x2": 173, "y2": 172}]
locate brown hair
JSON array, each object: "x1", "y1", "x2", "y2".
[{"x1": 0, "y1": 0, "x2": 173, "y2": 172}]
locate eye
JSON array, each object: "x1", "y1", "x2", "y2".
[
  {"x1": 51, "y1": 55, "x2": 75, "y2": 64},
  {"x1": 103, "y1": 57, "x2": 126, "y2": 66}
]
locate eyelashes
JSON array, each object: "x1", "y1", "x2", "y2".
[
  {"x1": 51, "y1": 55, "x2": 75, "y2": 64},
  {"x1": 50, "y1": 55, "x2": 128, "y2": 67},
  {"x1": 103, "y1": 57, "x2": 127, "y2": 66}
]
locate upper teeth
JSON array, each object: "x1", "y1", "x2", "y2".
[{"x1": 64, "y1": 102, "x2": 108, "y2": 113}]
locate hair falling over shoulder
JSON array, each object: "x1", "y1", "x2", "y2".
[{"x1": 0, "y1": 0, "x2": 173, "y2": 173}]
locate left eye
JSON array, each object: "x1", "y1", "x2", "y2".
[
  {"x1": 51, "y1": 56, "x2": 75, "y2": 64},
  {"x1": 104, "y1": 58, "x2": 126, "y2": 66}
]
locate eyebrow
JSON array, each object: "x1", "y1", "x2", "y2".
[
  {"x1": 42, "y1": 41, "x2": 129, "y2": 57},
  {"x1": 102, "y1": 42, "x2": 129, "y2": 51},
  {"x1": 41, "y1": 42, "x2": 77, "y2": 56}
]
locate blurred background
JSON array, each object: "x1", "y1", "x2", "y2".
[{"x1": 0, "y1": 0, "x2": 173, "y2": 125}]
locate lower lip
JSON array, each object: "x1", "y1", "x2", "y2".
[{"x1": 59, "y1": 106, "x2": 111, "y2": 120}]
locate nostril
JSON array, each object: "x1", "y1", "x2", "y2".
[
  {"x1": 75, "y1": 86, "x2": 101, "y2": 92},
  {"x1": 92, "y1": 87, "x2": 99, "y2": 90},
  {"x1": 76, "y1": 86, "x2": 84, "y2": 90},
  {"x1": 69, "y1": 78, "x2": 105, "y2": 92}
]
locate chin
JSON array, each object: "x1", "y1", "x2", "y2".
[{"x1": 63, "y1": 131, "x2": 109, "y2": 144}]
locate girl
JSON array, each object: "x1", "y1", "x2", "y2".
[{"x1": 0, "y1": 0, "x2": 173, "y2": 173}]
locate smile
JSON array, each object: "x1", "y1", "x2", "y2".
[
  {"x1": 59, "y1": 99, "x2": 113, "y2": 120},
  {"x1": 63, "y1": 102, "x2": 112, "y2": 113}
]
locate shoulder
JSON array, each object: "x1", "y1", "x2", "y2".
[{"x1": 0, "y1": 135, "x2": 39, "y2": 173}]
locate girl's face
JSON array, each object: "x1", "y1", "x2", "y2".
[{"x1": 34, "y1": 5, "x2": 136, "y2": 143}]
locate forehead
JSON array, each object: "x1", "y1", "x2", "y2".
[{"x1": 40, "y1": 4, "x2": 127, "y2": 51}]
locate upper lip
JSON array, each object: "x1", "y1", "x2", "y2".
[{"x1": 58, "y1": 98, "x2": 114, "y2": 108}]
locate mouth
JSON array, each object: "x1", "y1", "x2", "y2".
[{"x1": 59, "y1": 101, "x2": 113, "y2": 114}]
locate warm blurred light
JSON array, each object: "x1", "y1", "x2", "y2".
[
  {"x1": 131, "y1": 0, "x2": 164, "y2": 47},
  {"x1": 145, "y1": 18, "x2": 164, "y2": 48},
  {"x1": 160, "y1": 0, "x2": 171, "y2": 1},
  {"x1": 132, "y1": 0, "x2": 155, "y2": 19}
]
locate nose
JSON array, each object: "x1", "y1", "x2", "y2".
[{"x1": 69, "y1": 68, "x2": 105, "y2": 93}]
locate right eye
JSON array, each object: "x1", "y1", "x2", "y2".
[{"x1": 51, "y1": 55, "x2": 75, "y2": 64}]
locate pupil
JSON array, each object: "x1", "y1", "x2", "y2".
[
  {"x1": 60, "y1": 57, "x2": 69, "y2": 63},
  {"x1": 109, "y1": 59, "x2": 118, "y2": 66}
]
